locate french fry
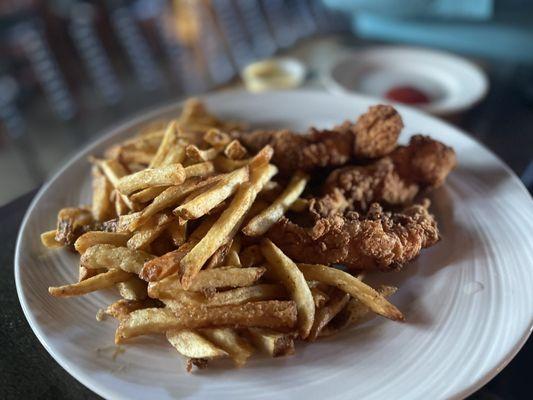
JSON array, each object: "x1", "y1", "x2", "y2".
[
  {"x1": 224, "y1": 139, "x2": 248, "y2": 160},
  {"x1": 184, "y1": 161, "x2": 215, "y2": 178},
  {"x1": 78, "y1": 265, "x2": 101, "y2": 281},
  {"x1": 160, "y1": 293, "x2": 205, "y2": 307},
  {"x1": 95, "y1": 159, "x2": 138, "y2": 210},
  {"x1": 114, "y1": 192, "x2": 129, "y2": 216},
  {"x1": 185, "y1": 144, "x2": 220, "y2": 163},
  {"x1": 49, "y1": 269, "x2": 132, "y2": 297},
  {"x1": 129, "y1": 177, "x2": 208, "y2": 230},
  {"x1": 149, "y1": 121, "x2": 179, "y2": 168},
  {"x1": 117, "y1": 163, "x2": 186, "y2": 196},
  {"x1": 174, "y1": 167, "x2": 249, "y2": 220},
  {"x1": 41, "y1": 230, "x2": 63, "y2": 248},
  {"x1": 248, "y1": 145, "x2": 273, "y2": 169},
  {"x1": 148, "y1": 267, "x2": 265, "y2": 296},
  {"x1": 297, "y1": 264, "x2": 404, "y2": 321},
  {"x1": 140, "y1": 242, "x2": 195, "y2": 282},
  {"x1": 130, "y1": 187, "x2": 167, "y2": 203},
  {"x1": 179, "y1": 164, "x2": 277, "y2": 289},
  {"x1": 204, "y1": 241, "x2": 232, "y2": 269},
  {"x1": 115, "y1": 301, "x2": 297, "y2": 343},
  {"x1": 247, "y1": 328, "x2": 296, "y2": 357},
  {"x1": 119, "y1": 148, "x2": 154, "y2": 165},
  {"x1": 91, "y1": 166, "x2": 114, "y2": 221},
  {"x1": 74, "y1": 231, "x2": 131, "y2": 254},
  {"x1": 243, "y1": 172, "x2": 309, "y2": 236},
  {"x1": 127, "y1": 213, "x2": 173, "y2": 250},
  {"x1": 201, "y1": 328, "x2": 254, "y2": 367},
  {"x1": 324, "y1": 286, "x2": 398, "y2": 335},
  {"x1": 308, "y1": 290, "x2": 350, "y2": 341},
  {"x1": 167, "y1": 220, "x2": 187, "y2": 246},
  {"x1": 117, "y1": 276, "x2": 148, "y2": 300},
  {"x1": 260, "y1": 239, "x2": 315, "y2": 339},
  {"x1": 213, "y1": 156, "x2": 249, "y2": 172},
  {"x1": 203, "y1": 128, "x2": 230, "y2": 148},
  {"x1": 204, "y1": 284, "x2": 287, "y2": 306},
  {"x1": 106, "y1": 298, "x2": 162, "y2": 320},
  {"x1": 161, "y1": 142, "x2": 187, "y2": 166},
  {"x1": 81, "y1": 244, "x2": 154, "y2": 274},
  {"x1": 167, "y1": 329, "x2": 228, "y2": 361},
  {"x1": 223, "y1": 237, "x2": 241, "y2": 267},
  {"x1": 55, "y1": 207, "x2": 94, "y2": 246}
]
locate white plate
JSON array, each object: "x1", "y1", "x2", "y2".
[
  {"x1": 324, "y1": 46, "x2": 489, "y2": 115},
  {"x1": 15, "y1": 90, "x2": 533, "y2": 400}
]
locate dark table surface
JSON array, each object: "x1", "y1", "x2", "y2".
[{"x1": 2, "y1": 68, "x2": 532, "y2": 399}]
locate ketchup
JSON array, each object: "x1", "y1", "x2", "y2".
[{"x1": 385, "y1": 86, "x2": 430, "y2": 105}]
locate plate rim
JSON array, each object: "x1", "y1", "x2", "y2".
[{"x1": 14, "y1": 89, "x2": 533, "y2": 400}]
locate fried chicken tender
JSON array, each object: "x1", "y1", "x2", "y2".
[
  {"x1": 267, "y1": 201, "x2": 439, "y2": 271},
  {"x1": 236, "y1": 105, "x2": 403, "y2": 174},
  {"x1": 321, "y1": 135, "x2": 456, "y2": 212}
]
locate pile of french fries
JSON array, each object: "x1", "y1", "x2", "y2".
[{"x1": 41, "y1": 99, "x2": 403, "y2": 371}]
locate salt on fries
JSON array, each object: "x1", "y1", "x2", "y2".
[{"x1": 42, "y1": 98, "x2": 402, "y2": 371}]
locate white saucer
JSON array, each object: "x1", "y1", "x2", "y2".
[{"x1": 325, "y1": 46, "x2": 489, "y2": 115}]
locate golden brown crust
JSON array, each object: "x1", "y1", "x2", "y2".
[
  {"x1": 236, "y1": 105, "x2": 403, "y2": 174},
  {"x1": 346, "y1": 104, "x2": 403, "y2": 158},
  {"x1": 267, "y1": 202, "x2": 439, "y2": 271},
  {"x1": 321, "y1": 135, "x2": 456, "y2": 212},
  {"x1": 391, "y1": 135, "x2": 457, "y2": 188}
]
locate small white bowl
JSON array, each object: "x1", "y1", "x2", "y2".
[
  {"x1": 324, "y1": 46, "x2": 489, "y2": 116},
  {"x1": 241, "y1": 57, "x2": 306, "y2": 92}
]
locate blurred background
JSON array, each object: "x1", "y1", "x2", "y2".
[{"x1": 0, "y1": 0, "x2": 532, "y2": 206}]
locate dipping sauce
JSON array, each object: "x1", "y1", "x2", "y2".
[{"x1": 385, "y1": 86, "x2": 430, "y2": 105}]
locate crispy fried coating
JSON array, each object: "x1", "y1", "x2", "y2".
[
  {"x1": 267, "y1": 201, "x2": 439, "y2": 271},
  {"x1": 321, "y1": 135, "x2": 456, "y2": 212},
  {"x1": 236, "y1": 105, "x2": 403, "y2": 174}
]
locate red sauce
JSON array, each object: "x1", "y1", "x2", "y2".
[{"x1": 385, "y1": 86, "x2": 430, "y2": 105}]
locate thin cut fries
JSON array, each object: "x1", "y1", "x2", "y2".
[
  {"x1": 117, "y1": 164, "x2": 186, "y2": 195},
  {"x1": 149, "y1": 267, "x2": 266, "y2": 294},
  {"x1": 127, "y1": 212, "x2": 173, "y2": 250},
  {"x1": 308, "y1": 290, "x2": 350, "y2": 341},
  {"x1": 49, "y1": 269, "x2": 132, "y2": 297},
  {"x1": 149, "y1": 121, "x2": 179, "y2": 168},
  {"x1": 179, "y1": 163, "x2": 277, "y2": 289},
  {"x1": 224, "y1": 139, "x2": 248, "y2": 160},
  {"x1": 186, "y1": 144, "x2": 220, "y2": 163},
  {"x1": 91, "y1": 166, "x2": 114, "y2": 221},
  {"x1": 201, "y1": 328, "x2": 253, "y2": 367},
  {"x1": 203, "y1": 129, "x2": 230, "y2": 148},
  {"x1": 140, "y1": 242, "x2": 194, "y2": 282},
  {"x1": 247, "y1": 328, "x2": 296, "y2": 357},
  {"x1": 174, "y1": 167, "x2": 249, "y2": 220},
  {"x1": 117, "y1": 276, "x2": 148, "y2": 300},
  {"x1": 297, "y1": 264, "x2": 404, "y2": 321},
  {"x1": 81, "y1": 244, "x2": 154, "y2": 274},
  {"x1": 41, "y1": 230, "x2": 63, "y2": 248},
  {"x1": 205, "y1": 284, "x2": 287, "y2": 306},
  {"x1": 130, "y1": 187, "x2": 167, "y2": 203},
  {"x1": 243, "y1": 172, "x2": 308, "y2": 236},
  {"x1": 41, "y1": 98, "x2": 417, "y2": 371},
  {"x1": 261, "y1": 239, "x2": 315, "y2": 339},
  {"x1": 167, "y1": 329, "x2": 228, "y2": 359},
  {"x1": 106, "y1": 298, "x2": 161, "y2": 321},
  {"x1": 115, "y1": 301, "x2": 297, "y2": 343},
  {"x1": 74, "y1": 231, "x2": 131, "y2": 254}
]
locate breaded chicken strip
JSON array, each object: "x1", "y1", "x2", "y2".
[
  {"x1": 321, "y1": 135, "x2": 456, "y2": 212},
  {"x1": 267, "y1": 201, "x2": 439, "y2": 271},
  {"x1": 236, "y1": 105, "x2": 403, "y2": 175}
]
